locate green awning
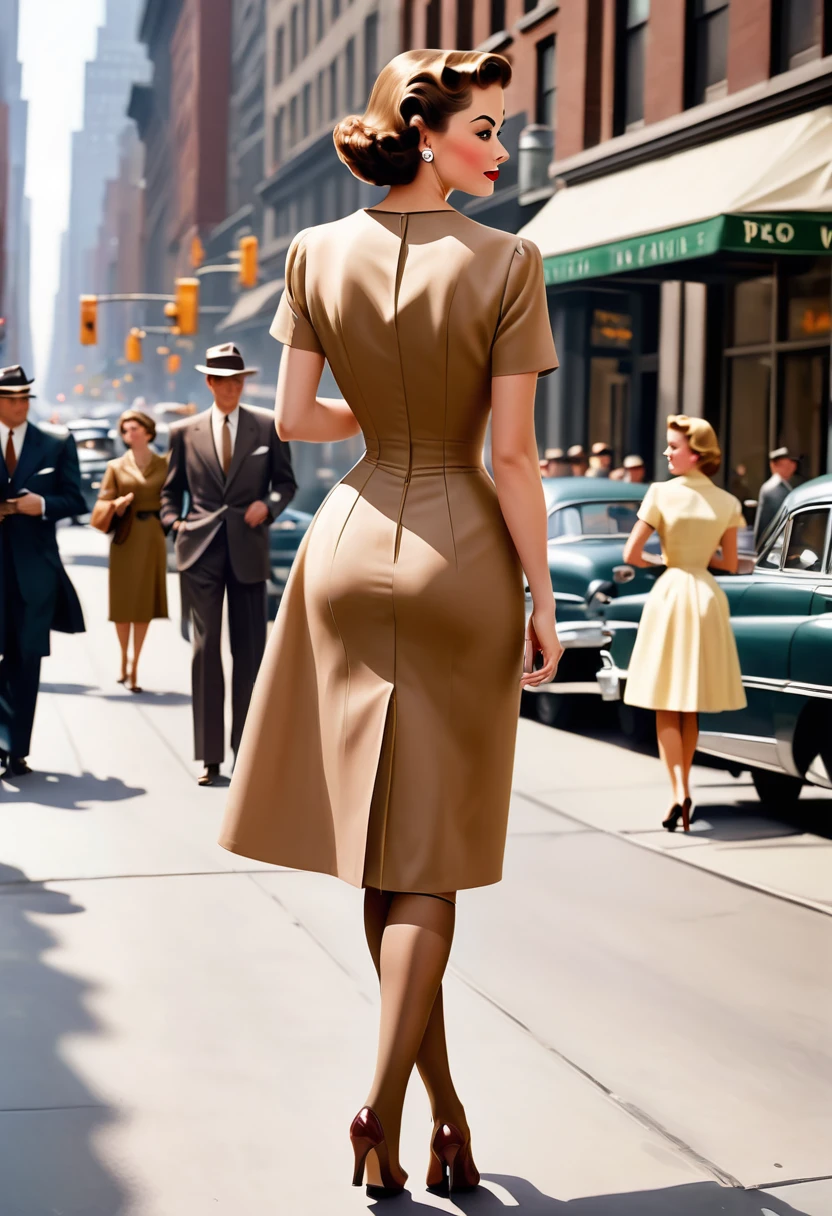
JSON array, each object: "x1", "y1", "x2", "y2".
[{"x1": 543, "y1": 211, "x2": 832, "y2": 286}]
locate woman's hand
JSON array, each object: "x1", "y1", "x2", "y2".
[
  {"x1": 114, "y1": 492, "x2": 134, "y2": 517},
  {"x1": 522, "y1": 601, "x2": 563, "y2": 689}
]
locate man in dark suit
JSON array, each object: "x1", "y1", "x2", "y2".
[
  {"x1": 161, "y1": 343, "x2": 296, "y2": 785},
  {"x1": 753, "y1": 446, "x2": 799, "y2": 551},
  {"x1": 0, "y1": 365, "x2": 86, "y2": 776}
]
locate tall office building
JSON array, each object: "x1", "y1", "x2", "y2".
[{"x1": 0, "y1": 0, "x2": 33, "y2": 373}]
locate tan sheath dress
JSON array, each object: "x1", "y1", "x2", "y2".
[
  {"x1": 218, "y1": 208, "x2": 557, "y2": 893},
  {"x1": 98, "y1": 450, "x2": 169, "y2": 623},
  {"x1": 623, "y1": 471, "x2": 747, "y2": 713}
]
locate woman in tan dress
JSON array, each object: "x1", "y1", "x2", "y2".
[
  {"x1": 219, "y1": 51, "x2": 561, "y2": 1197},
  {"x1": 91, "y1": 410, "x2": 168, "y2": 692},
  {"x1": 623, "y1": 416, "x2": 746, "y2": 832}
]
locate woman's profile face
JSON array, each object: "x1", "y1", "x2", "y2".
[
  {"x1": 426, "y1": 82, "x2": 509, "y2": 197},
  {"x1": 664, "y1": 429, "x2": 698, "y2": 476},
  {"x1": 122, "y1": 419, "x2": 150, "y2": 449}
]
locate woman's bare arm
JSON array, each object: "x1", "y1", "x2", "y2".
[
  {"x1": 622, "y1": 519, "x2": 656, "y2": 567},
  {"x1": 708, "y1": 527, "x2": 739, "y2": 573},
  {"x1": 491, "y1": 372, "x2": 563, "y2": 687},
  {"x1": 274, "y1": 346, "x2": 362, "y2": 443}
]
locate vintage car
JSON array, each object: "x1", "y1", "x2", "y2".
[
  {"x1": 595, "y1": 475, "x2": 832, "y2": 807},
  {"x1": 66, "y1": 419, "x2": 119, "y2": 516},
  {"x1": 267, "y1": 506, "x2": 314, "y2": 614},
  {"x1": 526, "y1": 478, "x2": 662, "y2": 724}
]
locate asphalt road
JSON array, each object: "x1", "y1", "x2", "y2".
[{"x1": 0, "y1": 525, "x2": 829, "y2": 1216}]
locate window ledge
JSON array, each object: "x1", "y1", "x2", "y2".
[
  {"x1": 514, "y1": 1, "x2": 558, "y2": 34},
  {"x1": 476, "y1": 29, "x2": 513, "y2": 54}
]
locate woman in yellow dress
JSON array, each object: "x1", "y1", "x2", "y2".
[
  {"x1": 91, "y1": 410, "x2": 169, "y2": 691},
  {"x1": 622, "y1": 416, "x2": 746, "y2": 832}
]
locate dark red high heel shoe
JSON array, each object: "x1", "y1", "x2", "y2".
[
  {"x1": 349, "y1": 1106, "x2": 407, "y2": 1199},
  {"x1": 426, "y1": 1121, "x2": 480, "y2": 1194}
]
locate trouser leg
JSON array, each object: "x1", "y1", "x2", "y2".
[
  {"x1": 0, "y1": 605, "x2": 41, "y2": 760},
  {"x1": 181, "y1": 536, "x2": 227, "y2": 764},
  {"x1": 226, "y1": 563, "x2": 267, "y2": 757}
]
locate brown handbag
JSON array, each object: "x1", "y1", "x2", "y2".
[{"x1": 90, "y1": 497, "x2": 133, "y2": 544}]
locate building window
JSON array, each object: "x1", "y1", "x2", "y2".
[
  {"x1": 302, "y1": 0, "x2": 310, "y2": 58},
  {"x1": 535, "y1": 36, "x2": 556, "y2": 127},
  {"x1": 317, "y1": 0, "x2": 325, "y2": 41},
  {"x1": 686, "y1": 0, "x2": 730, "y2": 107},
  {"x1": 772, "y1": 0, "x2": 822, "y2": 73},
  {"x1": 329, "y1": 59, "x2": 339, "y2": 119},
  {"x1": 345, "y1": 37, "x2": 356, "y2": 110},
  {"x1": 274, "y1": 26, "x2": 285, "y2": 85},
  {"x1": 490, "y1": 0, "x2": 506, "y2": 33},
  {"x1": 614, "y1": 0, "x2": 649, "y2": 133},
  {"x1": 302, "y1": 82, "x2": 312, "y2": 138},
  {"x1": 364, "y1": 12, "x2": 379, "y2": 99},
  {"x1": 290, "y1": 6, "x2": 299, "y2": 68},
  {"x1": 272, "y1": 108, "x2": 284, "y2": 166},
  {"x1": 332, "y1": 0, "x2": 340, "y2": 18},
  {"x1": 426, "y1": 0, "x2": 441, "y2": 44},
  {"x1": 289, "y1": 94, "x2": 298, "y2": 146},
  {"x1": 456, "y1": 0, "x2": 473, "y2": 48},
  {"x1": 317, "y1": 69, "x2": 326, "y2": 126}
]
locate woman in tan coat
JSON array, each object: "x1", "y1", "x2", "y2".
[
  {"x1": 91, "y1": 410, "x2": 168, "y2": 691},
  {"x1": 623, "y1": 416, "x2": 746, "y2": 831},
  {"x1": 219, "y1": 51, "x2": 562, "y2": 1197}
]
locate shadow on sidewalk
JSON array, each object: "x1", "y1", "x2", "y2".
[
  {"x1": 690, "y1": 803, "x2": 832, "y2": 844},
  {"x1": 368, "y1": 1177, "x2": 810, "y2": 1214},
  {"x1": 1, "y1": 771, "x2": 145, "y2": 809},
  {"x1": 0, "y1": 862, "x2": 130, "y2": 1214},
  {"x1": 41, "y1": 682, "x2": 192, "y2": 706}
]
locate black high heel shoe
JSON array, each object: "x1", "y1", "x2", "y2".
[
  {"x1": 349, "y1": 1107, "x2": 407, "y2": 1199},
  {"x1": 662, "y1": 804, "x2": 683, "y2": 831}
]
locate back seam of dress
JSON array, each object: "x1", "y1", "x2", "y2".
[
  {"x1": 442, "y1": 274, "x2": 461, "y2": 573},
  {"x1": 393, "y1": 215, "x2": 413, "y2": 564}
]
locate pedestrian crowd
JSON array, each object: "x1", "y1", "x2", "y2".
[{"x1": 538, "y1": 441, "x2": 647, "y2": 484}]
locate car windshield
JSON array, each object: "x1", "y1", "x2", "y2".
[
  {"x1": 74, "y1": 434, "x2": 115, "y2": 461},
  {"x1": 548, "y1": 500, "x2": 641, "y2": 541}
]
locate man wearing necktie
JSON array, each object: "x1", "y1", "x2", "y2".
[
  {"x1": 161, "y1": 344, "x2": 297, "y2": 785},
  {"x1": 0, "y1": 364, "x2": 86, "y2": 776}
]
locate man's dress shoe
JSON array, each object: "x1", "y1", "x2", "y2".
[
  {"x1": 198, "y1": 764, "x2": 220, "y2": 786},
  {"x1": 4, "y1": 757, "x2": 32, "y2": 777}
]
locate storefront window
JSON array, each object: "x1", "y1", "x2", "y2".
[
  {"x1": 782, "y1": 261, "x2": 832, "y2": 342},
  {"x1": 590, "y1": 308, "x2": 633, "y2": 349},
  {"x1": 732, "y1": 276, "x2": 773, "y2": 346},
  {"x1": 589, "y1": 357, "x2": 630, "y2": 466},
  {"x1": 728, "y1": 355, "x2": 771, "y2": 497},
  {"x1": 779, "y1": 352, "x2": 828, "y2": 482}
]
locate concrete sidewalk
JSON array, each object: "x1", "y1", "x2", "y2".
[{"x1": 1, "y1": 525, "x2": 829, "y2": 1215}]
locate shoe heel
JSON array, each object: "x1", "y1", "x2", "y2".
[
  {"x1": 444, "y1": 1143, "x2": 462, "y2": 1191},
  {"x1": 351, "y1": 1138, "x2": 372, "y2": 1187}
]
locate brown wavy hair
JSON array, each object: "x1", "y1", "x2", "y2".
[
  {"x1": 333, "y1": 49, "x2": 512, "y2": 187},
  {"x1": 668, "y1": 414, "x2": 721, "y2": 477},
  {"x1": 118, "y1": 409, "x2": 156, "y2": 442}
]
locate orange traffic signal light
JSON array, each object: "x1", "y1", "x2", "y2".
[
  {"x1": 125, "y1": 328, "x2": 143, "y2": 363},
  {"x1": 239, "y1": 235, "x2": 258, "y2": 289},
  {"x1": 175, "y1": 278, "x2": 200, "y2": 335},
  {"x1": 167, "y1": 353, "x2": 182, "y2": 374},
  {"x1": 80, "y1": 295, "x2": 97, "y2": 345}
]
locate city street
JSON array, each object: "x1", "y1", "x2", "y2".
[{"x1": 1, "y1": 524, "x2": 830, "y2": 1216}]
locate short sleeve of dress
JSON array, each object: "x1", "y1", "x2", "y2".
[
  {"x1": 491, "y1": 239, "x2": 558, "y2": 378},
  {"x1": 269, "y1": 231, "x2": 324, "y2": 354},
  {"x1": 97, "y1": 463, "x2": 118, "y2": 502},
  {"x1": 727, "y1": 495, "x2": 745, "y2": 531},
  {"x1": 637, "y1": 483, "x2": 662, "y2": 530}
]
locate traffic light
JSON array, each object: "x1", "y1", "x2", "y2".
[
  {"x1": 190, "y1": 236, "x2": 205, "y2": 269},
  {"x1": 80, "y1": 295, "x2": 98, "y2": 345},
  {"x1": 125, "y1": 328, "x2": 143, "y2": 363},
  {"x1": 239, "y1": 235, "x2": 258, "y2": 289},
  {"x1": 175, "y1": 278, "x2": 200, "y2": 335},
  {"x1": 167, "y1": 353, "x2": 182, "y2": 374}
]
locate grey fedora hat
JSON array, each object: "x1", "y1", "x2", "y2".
[{"x1": 195, "y1": 343, "x2": 259, "y2": 377}]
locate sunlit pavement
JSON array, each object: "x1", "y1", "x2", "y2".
[{"x1": 1, "y1": 524, "x2": 829, "y2": 1216}]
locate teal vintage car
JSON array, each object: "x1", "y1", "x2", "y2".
[
  {"x1": 527, "y1": 478, "x2": 663, "y2": 724},
  {"x1": 596, "y1": 475, "x2": 832, "y2": 807}
]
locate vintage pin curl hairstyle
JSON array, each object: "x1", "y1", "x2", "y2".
[{"x1": 333, "y1": 49, "x2": 512, "y2": 187}]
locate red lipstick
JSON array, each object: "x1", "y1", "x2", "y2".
[{"x1": 484, "y1": 170, "x2": 499, "y2": 181}]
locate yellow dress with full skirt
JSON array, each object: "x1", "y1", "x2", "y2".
[
  {"x1": 218, "y1": 209, "x2": 558, "y2": 893},
  {"x1": 623, "y1": 470, "x2": 747, "y2": 713}
]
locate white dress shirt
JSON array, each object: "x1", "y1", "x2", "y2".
[
  {"x1": 211, "y1": 404, "x2": 239, "y2": 464},
  {"x1": 0, "y1": 419, "x2": 45, "y2": 516}
]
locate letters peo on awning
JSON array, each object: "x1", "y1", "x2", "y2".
[{"x1": 518, "y1": 107, "x2": 832, "y2": 286}]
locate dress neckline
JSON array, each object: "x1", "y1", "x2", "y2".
[{"x1": 364, "y1": 207, "x2": 457, "y2": 215}]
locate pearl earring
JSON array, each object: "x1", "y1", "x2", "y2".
[{"x1": 421, "y1": 148, "x2": 434, "y2": 162}]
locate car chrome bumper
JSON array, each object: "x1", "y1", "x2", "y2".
[
  {"x1": 557, "y1": 620, "x2": 612, "y2": 649},
  {"x1": 596, "y1": 650, "x2": 626, "y2": 702}
]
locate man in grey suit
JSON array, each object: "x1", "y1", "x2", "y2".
[
  {"x1": 161, "y1": 344, "x2": 296, "y2": 785},
  {"x1": 753, "y1": 446, "x2": 799, "y2": 551}
]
